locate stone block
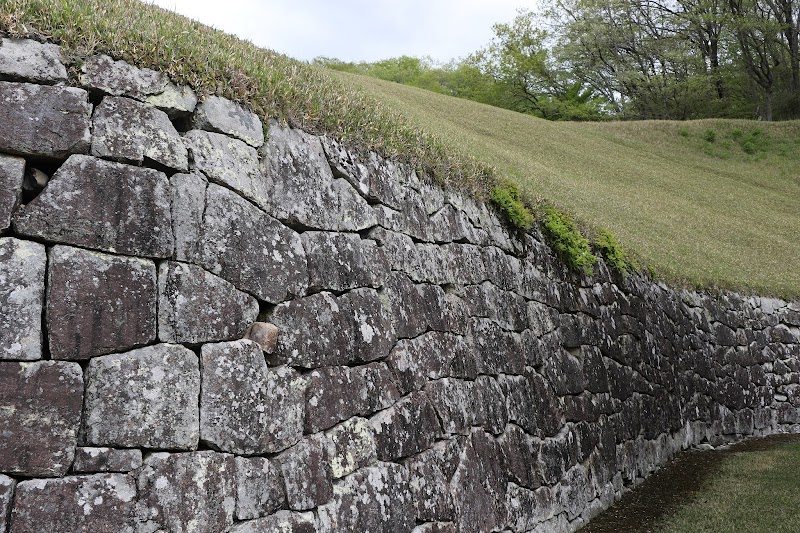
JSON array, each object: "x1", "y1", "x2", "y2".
[
  {"x1": 0, "y1": 361, "x2": 82, "y2": 476},
  {"x1": 192, "y1": 95, "x2": 264, "y2": 147},
  {"x1": 230, "y1": 511, "x2": 317, "y2": 533},
  {"x1": 0, "y1": 474, "x2": 15, "y2": 532},
  {"x1": 245, "y1": 322, "x2": 280, "y2": 353},
  {"x1": 71, "y1": 448, "x2": 143, "y2": 474},
  {"x1": 0, "y1": 38, "x2": 66, "y2": 83},
  {"x1": 47, "y1": 245, "x2": 156, "y2": 360},
  {"x1": 82, "y1": 344, "x2": 200, "y2": 450},
  {"x1": 0, "y1": 238, "x2": 45, "y2": 361},
  {"x1": 200, "y1": 340, "x2": 305, "y2": 455},
  {"x1": 411, "y1": 524, "x2": 457, "y2": 533},
  {"x1": 80, "y1": 54, "x2": 168, "y2": 99},
  {"x1": 302, "y1": 231, "x2": 389, "y2": 292},
  {"x1": 450, "y1": 430, "x2": 507, "y2": 533},
  {"x1": 13, "y1": 155, "x2": 173, "y2": 257},
  {"x1": 0, "y1": 82, "x2": 90, "y2": 159},
  {"x1": 405, "y1": 441, "x2": 461, "y2": 522},
  {"x1": 387, "y1": 332, "x2": 475, "y2": 394},
  {"x1": 145, "y1": 82, "x2": 198, "y2": 118},
  {"x1": 9, "y1": 474, "x2": 136, "y2": 533},
  {"x1": 235, "y1": 456, "x2": 285, "y2": 520},
  {"x1": 0, "y1": 154, "x2": 24, "y2": 233},
  {"x1": 324, "y1": 417, "x2": 377, "y2": 479},
  {"x1": 137, "y1": 451, "x2": 236, "y2": 533},
  {"x1": 91, "y1": 96, "x2": 188, "y2": 171},
  {"x1": 370, "y1": 392, "x2": 442, "y2": 461},
  {"x1": 276, "y1": 436, "x2": 333, "y2": 511},
  {"x1": 158, "y1": 261, "x2": 259, "y2": 344}
]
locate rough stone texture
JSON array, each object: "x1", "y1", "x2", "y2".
[
  {"x1": 80, "y1": 55, "x2": 168, "y2": 99},
  {"x1": 192, "y1": 95, "x2": 264, "y2": 147},
  {"x1": 0, "y1": 37, "x2": 67, "y2": 83},
  {"x1": 137, "y1": 451, "x2": 236, "y2": 533},
  {"x1": 370, "y1": 392, "x2": 443, "y2": 461},
  {"x1": 235, "y1": 457, "x2": 285, "y2": 520},
  {"x1": 158, "y1": 261, "x2": 259, "y2": 344},
  {"x1": 146, "y1": 82, "x2": 197, "y2": 118},
  {"x1": 302, "y1": 231, "x2": 390, "y2": 292},
  {"x1": 47, "y1": 245, "x2": 156, "y2": 360},
  {"x1": 0, "y1": 361, "x2": 83, "y2": 476},
  {"x1": 0, "y1": 154, "x2": 24, "y2": 233},
  {"x1": 82, "y1": 344, "x2": 200, "y2": 450},
  {"x1": 317, "y1": 463, "x2": 414, "y2": 533},
  {"x1": 245, "y1": 322, "x2": 280, "y2": 353},
  {"x1": 270, "y1": 288, "x2": 396, "y2": 368},
  {"x1": 260, "y1": 122, "x2": 378, "y2": 231},
  {"x1": 91, "y1": 96, "x2": 188, "y2": 171},
  {"x1": 71, "y1": 448, "x2": 143, "y2": 474},
  {"x1": 230, "y1": 511, "x2": 317, "y2": 533},
  {"x1": 0, "y1": 475, "x2": 14, "y2": 532},
  {"x1": 276, "y1": 436, "x2": 333, "y2": 511},
  {"x1": 0, "y1": 238, "x2": 45, "y2": 361},
  {"x1": 0, "y1": 82, "x2": 90, "y2": 159},
  {"x1": 8, "y1": 474, "x2": 136, "y2": 533},
  {"x1": 200, "y1": 340, "x2": 305, "y2": 455},
  {"x1": 13, "y1": 155, "x2": 173, "y2": 257},
  {"x1": 324, "y1": 417, "x2": 378, "y2": 479}
]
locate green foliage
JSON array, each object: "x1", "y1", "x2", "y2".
[
  {"x1": 595, "y1": 229, "x2": 634, "y2": 275},
  {"x1": 679, "y1": 128, "x2": 689, "y2": 137},
  {"x1": 541, "y1": 207, "x2": 597, "y2": 273},
  {"x1": 704, "y1": 129, "x2": 717, "y2": 142},
  {"x1": 490, "y1": 181, "x2": 534, "y2": 229}
]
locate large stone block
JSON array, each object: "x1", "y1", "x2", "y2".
[
  {"x1": 450, "y1": 430, "x2": 507, "y2": 533},
  {"x1": 82, "y1": 344, "x2": 200, "y2": 450},
  {"x1": 13, "y1": 155, "x2": 173, "y2": 257},
  {"x1": 0, "y1": 38, "x2": 67, "y2": 83},
  {"x1": 270, "y1": 288, "x2": 396, "y2": 368},
  {"x1": 192, "y1": 95, "x2": 264, "y2": 147},
  {"x1": 230, "y1": 511, "x2": 317, "y2": 533},
  {"x1": 324, "y1": 417, "x2": 378, "y2": 479},
  {"x1": 71, "y1": 448, "x2": 143, "y2": 474},
  {"x1": 0, "y1": 82, "x2": 90, "y2": 158},
  {"x1": 387, "y1": 332, "x2": 476, "y2": 394},
  {"x1": 8, "y1": 474, "x2": 136, "y2": 533},
  {"x1": 91, "y1": 96, "x2": 188, "y2": 171},
  {"x1": 276, "y1": 436, "x2": 333, "y2": 511},
  {"x1": 170, "y1": 172, "x2": 208, "y2": 261},
  {"x1": 405, "y1": 440, "x2": 461, "y2": 523},
  {"x1": 47, "y1": 245, "x2": 156, "y2": 360},
  {"x1": 0, "y1": 154, "x2": 24, "y2": 233},
  {"x1": 0, "y1": 361, "x2": 83, "y2": 476},
  {"x1": 235, "y1": 457, "x2": 286, "y2": 520},
  {"x1": 0, "y1": 238, "x2": 45, "y2": 361},
  {"x1": 317, "y1": 463, "x2": 414, "y2": 533},
  {"x1": 80, "y1": 54, "x2": 167, "y2": 98},
  {"x1": 369, "y1": 392, "x2": 443, "y2": 461},
  {"x1": 0, "y1": 475, "x2": 14, "y2": 533},
  {"x1": 200, "y1": 340, "x2": 305, "y2": 455},
  {"x1": 302, "y1": 231, "x2": 389, "y2": 292},
  {"x1": 137, "y1": 451, "x2": 236, "y2": 533},
  {"x1": 260, "y1": 122, "x2": 377, "y2": 231},
  {"x1": 158, "y1": 261, "x2": 259, "y2": 344}
]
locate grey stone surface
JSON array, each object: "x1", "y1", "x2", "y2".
[
  {"x1": 235, "y1": 456, "x2": 285, "y2": 520},
  {"x1": 230, "y1": 511, "x2": 317, "y2": 533},
  {"x1": 317, "y1": 463, "x2": 414, "y2": 533},
  {"x1": 0, "y1": 82, "x2": 90, "y2": 159},
  {"x1": 302, "y1": 231, "x2": 389, "y2": 292},
  {"x1": 0, "y1": 238, "x2": 45, "y2": 361},
  {"x1": 169, "y1": 172, "x2": 207, "y2": 261},
  {"x1": 387, "y1": 332, "x2": 475, "y2": 394},
  {"x1": 370, "y1": 392, "x2": 442, "y2": 461},
  {"x1": 0, "y1": 474, "x2": 14, "y2": 533},
  {"x1": 80, "y1": 55, "x2": 168, "y2": 99},
  {"x1": 145, "y1": 82, "x2": 197, "y2": 118},
  {"x1": 0, "y1": 361, "x2": 83, "y2": 477},
  {"x1": 47, "y1": 245, "x2": 156, "y2": 360},
  {"x1": 0, "y1": 38, "x2": 66, "y2": 83},
  {"x1": 72, "y1": 448, "x2": 143, "y2": 474},
  {"x1": 406, "y1": 441, "x2": 459, "y2": 522},
  {"x1": 200, "y1": 340, "x2": 305, "y2": 455},
  {"x1": 158, "y1": 261, "x2": 259, "y2": 344},
  {"x1": 82, "y1": 344, "x2": 200, "y2": 450},
  {"x1": 14, "y1": 155, "x2": 173, "y2": 257},
  {"x1": 0, "y1": 154, "x2": 24, "y2": 233},
  {"x1": 9, "y1": 474, "x2": 136, "y2": 533},
  {"x1": 324, "y1": 417, "x2": 378, "y2": 479},
  {"x1": 192, "y1": 95, "x2": 264, "y2": 147},
  {"x1": 276, "y1": 436, "x2": 333, "y2": 511},
  {"x1": 270, "y1": 288, "x2": 396, "y2": 368},
  {"x1": 91, "y1": 96, "x2": 188, "y2": 170},
  {"x1": 137, "y1": 451, "x2": 236, "y2": 533},
  {"x1": 260, "y1": 122, "x2": 378, "y2": 231}
]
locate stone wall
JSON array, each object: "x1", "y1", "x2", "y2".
[{"x1": 0, "y1": 37, "x2": 799, "y2": 533}]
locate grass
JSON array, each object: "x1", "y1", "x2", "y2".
[
  {"x1": 1, "y1": 0, "x2": 799, "y2": 298},
  {"x1": 657, "y1": 441, "x2": 800, "y2": 532}
]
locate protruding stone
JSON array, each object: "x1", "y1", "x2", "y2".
[
  {"x1": 0, "y1": 38, "x2": 67, "y2": 83},
  {"x1": 13, "y1": 155, "x2": 173, "y2": 257},
  {"x1": 80, "y1": 54, "x2": 168, "y2": 99},
  {"x1": 158, "y1": 261, "x2": 259, "y2": 344},
  {"x1": 71, "y1": 448, "x2": 143, "y2": 474},
  {"x1": 324, "y1": 417, "x2": 378, "y2": 479},
  {"x1": 245, "y1": 322, "x2": 280, "y2": 354},
  {"x1": 91, "y1": 96, "x2": 188, "y2": 171},
  {"x1": 369, "y1": 392, "x2": 442, "y2": 461},
  {"x1": 0, "y1": 82, "x2": 90, "y2": 159},
  {"x1": 302, "y1": 231, "x2": 389, "y2": 292},
  {"x1": 0, "y1": 474, "x2": 14, "y2": 532},
  {"x1": 0, "y1": 361, "x2": 83, "y2": 476},
  {"x1": 260, "y1": 122, "x2": 378, "y2": 231},
  {"x1": 270, "y1": 288, "x2": 396, "y2": 368},
  {"x1": 235, "y1": 457, "x2": 285, "y2": 520},
  {"x1": 230, "y1": 511, "x2": 317, "y2": 533},
  {"x1": 9, "y1": 474, "x2": 136, "y2": 533},
  {"x1": 145, "y1": 82, "x2": 197, "y2": 118},
  {"x1": 0, "y1": 154, "x2": 24, "y2": 233},
  {"x1": 82, "y1": 344, "x2": 200, "y2": 450},
  {"x1": 276, "y1": 436, "x2": 333, "y2": 511},
  {"x1": 192, "y1": 95, "x2": 264, "y2": 147},
  {"x1": 317, "y1": 463, "x2": 414, "y2": 533},
  {"x1": 0, "y1": 238, "x2": 45, "y2": 361},
  {"x1": 47, "y1": 245, "x2": 156, "y2": 360},
  {"x1": 200, "y1": 340, "x2": 305, "y2": 455},
  {"x1": 137, "y1": 451, "x2": 236, "y2": 533}
]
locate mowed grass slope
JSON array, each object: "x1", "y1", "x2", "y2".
[{"x1": 334, "y1": 72, "x2": 800, "y2": 299}]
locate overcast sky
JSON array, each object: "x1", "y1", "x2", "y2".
[{"x1": 148, "y1": 0, "x2": 538, "y2": 63}]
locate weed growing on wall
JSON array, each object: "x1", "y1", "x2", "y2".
[
  {"x1": 595, "y1": 228, "x2": 634, "y2": 275},
  {"x1": 541, "y1": 207, "x2": 596, "y2": 273},
  {"x1": 490, "y1": 181, "x2": 533, "y2": 229}
]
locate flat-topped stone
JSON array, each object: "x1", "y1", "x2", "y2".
[
  {"x1": 72, "y1": 447, "x2": 143, "y2": 474},
  {"x1": 192, "y1": 95, "x2": 264, "y2": 147},
  {"x1": 234, "y1": 457, "x2": 285, "y2": 520},
  {"x1": 80, "y1": 54, "x2": 168, "y2": 98},
  {"x1": 0, "y1": 238, "x2": 45, "y2": 361},
  {"x1": 0, "y1": 38, "x2": 67, "y2": 83}
]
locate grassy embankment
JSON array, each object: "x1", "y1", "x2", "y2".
[{"x1": 1, "y1": 0, "x2": 799, "y2": 298}]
